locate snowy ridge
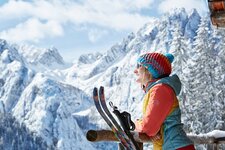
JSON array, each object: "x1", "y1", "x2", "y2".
[
  {"x1": 12, "y1": 73, "x2": 94, "y2": 149},
  {"x1": 0, "y1": 39, "x2": 24, "y2": 64},
  {"x1": 78, "y1": 52, "x2": 103, "y2": 65},
  {"x1": 0, "y1": 60, "x2": 33, "y2": 112},
  {"x1": 0, "y1": 101, "x2": 5, "y2": 114},
  {"x1": 17, "y1": 44, "x2": 66, "y2": 69},
  {"x1": 75, "y1": 32, "x2": 136, "y2": 80},
  {"x1": 184, "y1": 9, "x2": 201, "y2": 40}
]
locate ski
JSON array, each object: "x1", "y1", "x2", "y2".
[
  {"x1": 93, "y1": 86, "x2": 140, "y2": 150},
  {"x1": 108, "y1": 101, "x2": 140, "y2": 150},
  {"x1": 98, "y1": 86, "x2": 140, "y2": 150},
  {"x1": 93, "y1": 87, "x2": 132, "y2": 149}
]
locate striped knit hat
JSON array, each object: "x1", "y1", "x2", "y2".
[{"x1": 137, "y1": 52, "x2": 174, "y2": 79}]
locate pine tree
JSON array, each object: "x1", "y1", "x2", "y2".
[
  {"x1": 183, "y1": 17, "x2": 225, "y2": 134},
  {"x1": 0, "y1": 113, "x2": 49, "y2": 149},
  {"x1": 170, "y1": 23, "x2": 190, "y2": 109},
  {"x1": 183, "y1": 17, "x2": 212, "y2": 133},
  {"x1": 213, "y1": 29, "x2": 225, "y2": 131}
]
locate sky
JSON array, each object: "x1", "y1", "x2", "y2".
[{"x1": 0, "y1": 0, "x2": 209, "y2": 62}]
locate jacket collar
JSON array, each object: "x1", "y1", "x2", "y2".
[{"x1": 144, "y1": 74, "x2": 182, "y2": 96}]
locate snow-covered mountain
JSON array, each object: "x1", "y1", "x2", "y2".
[
  {"x1": 12, "y1": 73, "x2": 94, "y2": 149},
  {"x1": 0, "y1": 39, "x2": 95, "y2": 149},
  {"x1": 17, "y1": 44, "x2": 65, "y2": 69},
  {"x1": 1, "y1": 8, "x2": 225, "y2": 150}
]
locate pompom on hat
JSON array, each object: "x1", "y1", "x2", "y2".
[{"x1": 137, "y1": 52, "x2": 174, "y2": 79}]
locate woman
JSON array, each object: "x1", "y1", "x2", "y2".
[{"x1": 134, "y1": 52, "x2": 195, "y2": 150}]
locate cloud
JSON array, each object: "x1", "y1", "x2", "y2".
[
  {"x1": 88, "y1": 28, "x2": 108, "y2": 43},
  {"x1": 0, "y1": 0, "x2": 156, "y2": 43},
  {"x1": 0, "y1": 0, "x2": 155, "y2": 29},
  {"x1": 0, "y1": 18, "x2": 63, "y2": 43},
  {"x1": 158, "y1": 0, "x2": 208, "y2": 15},
  {"x1": 2, "y1": 0, "x2": 208, "y2": 45},
  {"x1": 68, "y1": 0, "x2": 155, "y2": 31},
  {"x1": 0, "y1": 1, "x2": 33, "y2": 20}
]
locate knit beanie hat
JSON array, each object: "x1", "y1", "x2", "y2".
[{"x1": 137, "y1": 52, "x2": 174, "y2": 79}]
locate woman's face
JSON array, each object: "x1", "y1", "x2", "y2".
[{"x1": 134, "y1": 64, "x2": 152, "y2": 85}]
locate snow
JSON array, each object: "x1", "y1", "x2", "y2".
[
  {"x1": 72, "y1": 109, "x2": 91, "y2": 117},
  {"x1": 206, "y1": 130, "x2": 225, "y2": 139},
  {"x1": 0, "y1": 101, "x2": 4, "y2": 114}
]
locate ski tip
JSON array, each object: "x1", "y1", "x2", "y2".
[
  {"x1": 99, "y1": 86, "x2": 104, "y2": 94},
  {"x1": 93, "y1": 87, "x2": 98, "y2": 96}
]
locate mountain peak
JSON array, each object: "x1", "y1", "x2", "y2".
[
  {"x1": 0, "y1": 39, "x2": 8, "y2": 53},
  {"x1": 78, "y1": 52, "x2": 103, "y2": 65},
  {"x1": 17, "y1": 44, "x2": 65, "y2": 69}
]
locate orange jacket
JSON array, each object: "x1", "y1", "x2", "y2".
[
  {"x1": 135, "y1": 83, "x2": 174, "y2": 136},
  {"x1": 135, "y1": 75, "x2": 194, "y2": 150}
]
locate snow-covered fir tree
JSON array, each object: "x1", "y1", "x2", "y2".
[
  {"x1": 181, "y1": 17, "x2": 224, "y2": 135},
  {"x1": 0, "y1": 113, "x2": 50, "y2": 150}
]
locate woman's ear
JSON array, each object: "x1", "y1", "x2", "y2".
[
  {"x1": 144, "y1": 69, "x2": 152, "y2": 80},
  {"x1": 149, "y1": 72, "x2": 153, "y2": 80}
]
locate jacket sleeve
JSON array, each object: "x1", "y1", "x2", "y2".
[{"x1": 135, "y1": 84, "x2": 175, "y2": 136}]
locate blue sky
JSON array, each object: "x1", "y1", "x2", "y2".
[{"x1": 0, "y1": 0, "x2": 208, "y2": 62}]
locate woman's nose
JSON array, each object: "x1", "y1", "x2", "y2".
[{"x1": 134, "y1": 68, "x2": 138, "y2": 74}]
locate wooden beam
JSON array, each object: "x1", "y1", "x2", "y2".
[
  {"x1": 208, "y1": 0, "x2": 225, "y2": 2},
  {"x1": 208, "y1": 1, "x2": 225, "y2": 11},
  {"x1": 86, "y1": 130, "x2": 151, "y2": 143},
  {"x1": 86, "y1": 130, "x2": 225, "y2": 144},
  {"x1": 210, "y1": 11, "x2": 225, "y2": 27}
]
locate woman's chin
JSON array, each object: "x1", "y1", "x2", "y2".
[{"x1": 136, "y1": 79, "x2": 141, "y2": 83}]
